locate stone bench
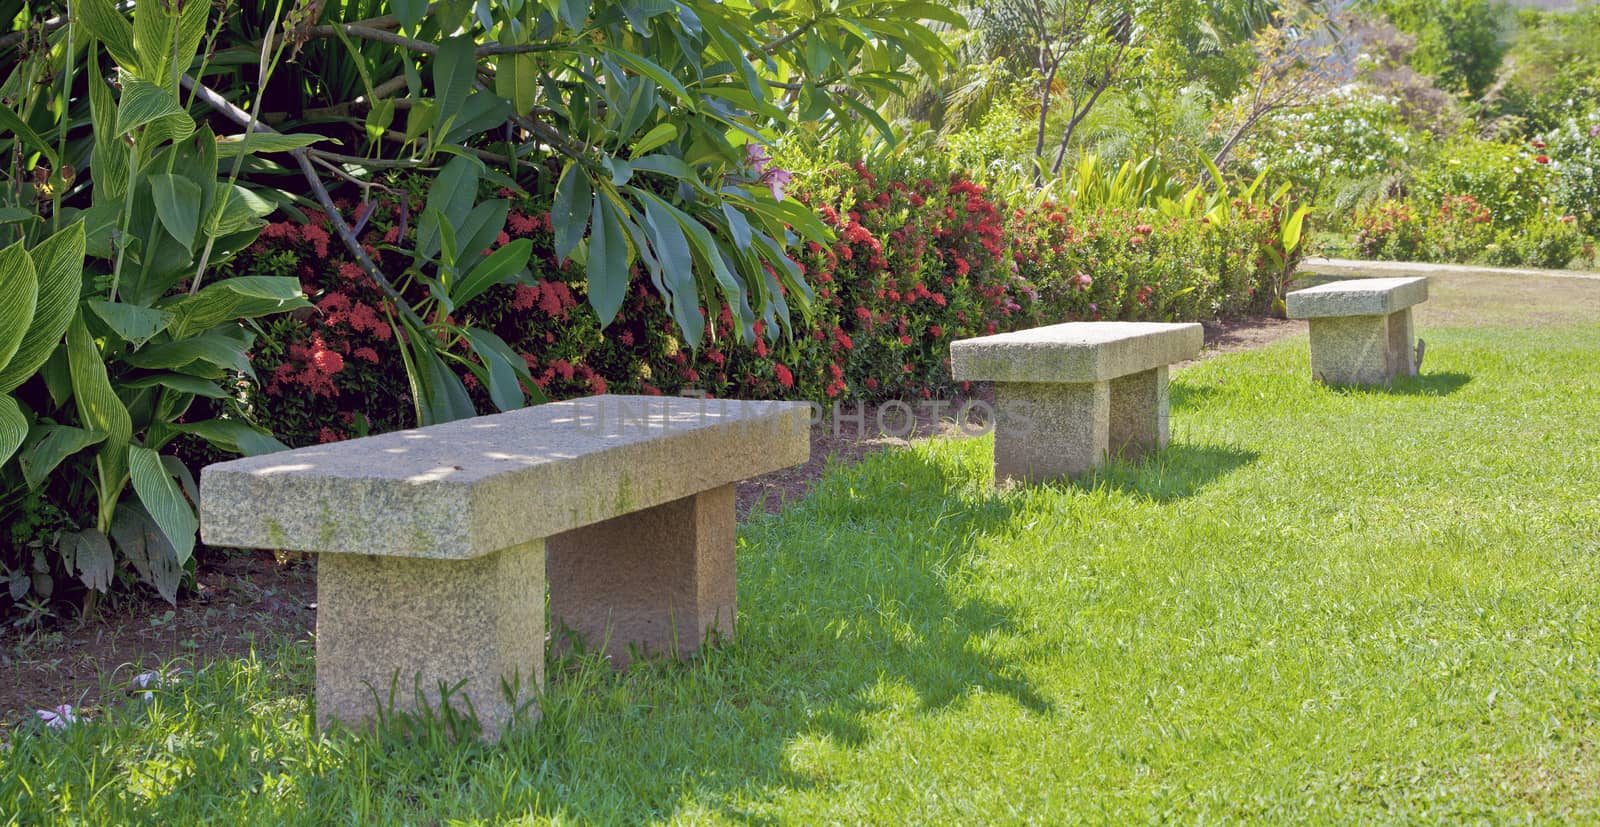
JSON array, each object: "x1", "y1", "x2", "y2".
[
  {"x1": 950, "y1": 322, "x2": 1203, "y2": 483},
  {"x1": 199, "y1": 395, "x2": 809, "y2": 737},
  {"x1": 1285, "y1": 276, "x2": 1427, "y2": 387}
]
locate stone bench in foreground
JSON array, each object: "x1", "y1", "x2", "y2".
[
  {"x1": 950, "y1": 322, "x2": 1203, "y2": 483},
  {"x1": 200, "y1": 395, "x2": 809, "y2": 737},
  {"x1": 1285, "y1": 276, "x2": 1427, "y2": 387}
]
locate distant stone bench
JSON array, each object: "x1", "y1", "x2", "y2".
[
  {"x1": 1285, "y1": 276, "x2": 1427, "y2": 387},
  {"x1": 200, "y1": 395, "x2": 809, "y2": 737},
  {"x1": 950, "y1": 322, "x2": 1203, "y2": 483}
]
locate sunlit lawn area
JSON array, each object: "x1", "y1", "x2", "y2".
[{"x1": 4, "y1": 273, "x2": 1600, "y2": 823}]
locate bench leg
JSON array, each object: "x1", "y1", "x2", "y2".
[
  {"x1": 547, "y1": 484, "x2": 736, "y2": 667},
  {"x1": 1387, "y1": 307, "x2": 1417, "y2": 377},
  {"x1": 1109, "y1": 366, "x2": 1169, "y2": 462},
  {"x1": 315, "y1": 540, "x2": 545, "y2": 740},
  {"x1": 1308, "y1": 315, "x2": 1398, "y2": 387},
  {"x1": 992, "y1": 380, "x2": 1110, "y2": 483}
]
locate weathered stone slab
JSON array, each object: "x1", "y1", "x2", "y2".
[
  {"x1": 950, "y1": 321, "x2": 1203, "y2": 384},
  {"x1": 1285, "y1": 276, "x2": 1428, "y2": 319},
  {"x1": 200, "y1": 395, "x2": 811, "y2": 559},
  {"x1": 950, "y1": 323, "x2": 1201, "y2": 483}
]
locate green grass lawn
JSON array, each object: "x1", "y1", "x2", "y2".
[{"x1": 5, "y1": 293, "x2": 1600, "y2": 822}]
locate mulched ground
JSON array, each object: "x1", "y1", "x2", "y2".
[{"x1": 0, "y1": 315, "x2": 1304, "y2": 731}]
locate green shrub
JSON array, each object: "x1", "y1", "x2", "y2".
[
  {"x1": 1486, "y1": 211, "x2": 1594, "y2": 270},
  {"x1": 1410, "y1": 138, "x2": 1553, "y2": 226}
]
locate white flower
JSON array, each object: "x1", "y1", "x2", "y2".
[
  {"x1": 36, "y1": 705, "x2": 80, "y2": 730},
  {"x1": 134, "y1": 670, "x2": 164, "y2": 703}
]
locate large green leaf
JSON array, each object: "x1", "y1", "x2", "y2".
[
  {"x1": 62, "y1": 529, "x2": 115, "y2": 593},
  {"x1": 109, "y1": 505, "x2": 182, "y2": 605},
  {"x1": 638, "y1": 193, "x2": 702, "y2": 343},
  {"x1": 68, "y1": 313, "x2": 134, "y2": 525},
  {"x1": 171, "y1": 419, "x2": 288, "y2": 457},
  {"x1": 631, "y1": 123, "x2": 678, "y2": 155},
  {"x1": 123, "y1": 329, "x2": 256, "y2": 378},
  {"x1": 149, "y1": 173, "x2": 204, "y2": 253},
  {"x1": 132, "y1": 0, "x2": 209, "y2": 88},
  {"x1": 1283, "y1": 205, "x2": 1312, "y2": 254},
  {"x1": 428, "y1": 155, "x2": 482, "y2": 229},
  {"x1": 19, "y1": 423, "x2": 108, "y2": 489},
  {"x1": 78, "y1": 0, "x2": 141, "y2": 72},
  {"x1": 456, "y1": 199, "x2": 511, "y2": 264},
  {"x1": 404, "y1": 326, "x2": 477, "y2": 426},
  {"x1": 432, "y1": 36, "x2": 478, "y2": 133},
  {"x1": 0, "y1": 394, "x2": 26, "y2": 468},
  {"x1": 495, "y1": 51, "x2": 540, "y2": 116},
  {"x1": 88, "y1": 63, "x2": 129, "y2": 203},
  {"x1": 0, "y1": 105, "x2": 59, "y2": 166},
  {"x1": 393, "y1": 0, "x2": 428, "y2": 28},
  {"x1": 164, "y1": 276, "x2": 308, "y2": 339},
  {"x1": 608, "y1": 51, "x2": 696, "y2": 109},
  {"x1": 115, "y1": 76, "x2": 195, "y2": 139},
  {"x1": 213, "y1": 133, "x2": 335, "y2": 157},
  {"x1": 67, "y1": 313, "x2": 134, "y2": 451},
  {"x1": 0, "y1": 240, "x2": 39, "y2": 376},
  {"x1": 123, "y1": 373, "x2": 230, "y2": 399},
  {"x1": 588, "y1": 195, "x2": 631, "y2": 328},
  {"x1": 464, "y1": 328, "x2": 528, "y2": 413},
  {"x1": 553, "y1": 161, "x2": 593, "y2": 262},
  {"x1": 0, "y1": 223, "x2": 84, "y2": 394},
  {"x1": 86, "y1": 300, "x2": 173, "y2": 348},
  {"x1": 128, "y1": 445, "x2": 197, "y2": 566},
  {"x1": 453, "y1": 239, "x2": 532, "y2": 308}
]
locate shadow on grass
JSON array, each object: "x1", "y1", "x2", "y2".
[
  {"x1": 1086, "y1": 442, "x2": 1260, "y2": 502},
  {"x1": 1170, "y1": 382, "x2": 1222, "y2": 412},
  {"x1": 1331, "y1": 371, "x2": 1472, "y2": 398},
  {"x1": 500, "y1": 445, "x2": 1053, "y2": 820}
]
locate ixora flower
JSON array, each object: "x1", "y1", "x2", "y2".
[{"x1": 36, "y1": 705, "x2": 81, "y2": 730}]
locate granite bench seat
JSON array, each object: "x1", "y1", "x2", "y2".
[
  {"x1": 1285, "y1": 276, "x2": 1427, "y2": 387},
  {"x1": 200, "y1": 395, "x2": 809, "y2": 737},
  {"x1": 950, "y1": 321, "x2": 1203, "y2": 483}
]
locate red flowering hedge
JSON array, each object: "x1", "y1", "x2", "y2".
[
  {"x1": 228, "y1": 160, "x2": 1290, "y2": 447},
  {"x1": 1354, "y1": 193, "x2": 1595, "y2": 269}
]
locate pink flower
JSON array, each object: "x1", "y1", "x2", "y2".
[
  {"x1": 774, "y1": 363, "x2": 794, "y2": 388},
  {"x1": 761, "y1": 168, "x2": 792, "y2": 202},
  {"x1": 745, "y1": 143, "x2": 771, "y2": 175}
]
